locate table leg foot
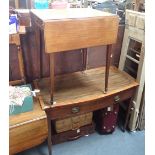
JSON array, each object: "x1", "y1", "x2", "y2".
[
  {"x1": 47, "y1": 114, "x2": 52, "y2": 155},
  {"x1": 103, "y1": 90, "x2": 107, "y2": 94}
]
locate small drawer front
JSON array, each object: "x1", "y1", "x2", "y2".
[
  {"x1": 55, "y1": 112, "x2": 93, "y2": 133},
  {"x1": 48, "y1": 88, "x2": 136, "y2": 120}
]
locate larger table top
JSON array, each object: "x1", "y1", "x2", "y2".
[{"x1": 34, "y1": 66, "x2": 138, "y2": 109}]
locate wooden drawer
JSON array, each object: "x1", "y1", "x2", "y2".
[
  {"x1": 46, "y1": 87, "x2": 136, "y2": 120},
  {"x1": 9, "y1": 99, "x2": 48, "y2": 155},
  {"x1": 52, "y1": 123, "x2": 95, "y2": 145}
]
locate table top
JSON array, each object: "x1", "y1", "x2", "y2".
[
  {"x1": 31, "y1": 8, "x2": 119, "y2": 53},
  {"x1": 31, "y1": 8, "x2": 116, "y2": 21},
  {"x1": 34, "y1": 66, "x2": 138, "y2": 109}
]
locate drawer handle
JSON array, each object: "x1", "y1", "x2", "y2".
[
  {"x1": 68, "y1": 134, "x2": 81, "y2": 141},
  {"x1": 72, "y1": 107, "x2": 80, "y2": 113},
  {"x1": 114, "y1": 95, "x2": 120, "y2": 103}
]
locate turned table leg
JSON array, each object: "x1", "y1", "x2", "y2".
[
  {"x1": 50, "y1": 53, "x2": 55, "y2": 104},
  {"x1": 105, "y1": 44, "x2": 113, "y2": 93},
  {"x1": 47, "y1": 113, "x2": 52, "y2": 155},
  {"x1": 82, "y1": 48, "x2": 87, "y2": 71},
  {"x1": 17, "y1": 45, "x2": 26, "y2": 84}
]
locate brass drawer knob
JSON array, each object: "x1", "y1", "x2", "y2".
[
  {"x1": 114, "y1": 95, "x2": 120, "y2": 103},
  {"x1": 72, "y1": 107, "x2": 80, "y2": 113}
]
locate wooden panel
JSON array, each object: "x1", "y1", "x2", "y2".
[
  {"x1": 87, "y1": 25, "x2": 125, "y2": 69},
  {"x1": 87, "y1": 45, "x2": 107, "y2": 69},
  {"x1": 20, "y1": 30, "x2": 34, "y2": 81},
  {"x1": 31, "y1": 9, "x2": 119, "y2": 53},
  {"x1": 9, "y1": 98, "x2": 48, "y2": 154},
  {"x1": 112, "y1": 25, "x2": 125, "y2": 67},
  {"x1": 54, "y1": 50, "x2": 84, "y2": 75},
  {"x1": 9, "y1": 45, "x2": 21, "y2": 81},
  {"x1": 9, "y1": 119, "x2": 47, "y2": 155},
  {"x1": 40, "y1": 31, "x2": 84, "y2": 77},
  {"x1": 9, "y1": 26, "x2": 26, "y2": 83},
  {"x1": 44, "y1": 16, "x2": 119, "y2": 53},
  {"x1": 19, "y1": 29, "x2": 85, "y2": 81}
]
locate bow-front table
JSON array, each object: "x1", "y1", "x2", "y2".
[{"x1": 31, "y1": 8, "x2": 138, "y2": 155}]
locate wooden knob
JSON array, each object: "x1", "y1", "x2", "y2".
[{"x1": 114, "y1": 95, "x2": 120, "y2": 103}]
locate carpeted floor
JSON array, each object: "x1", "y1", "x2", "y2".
[{"x1": 17, "y1": 127, "x2": 145, "y2": 155}]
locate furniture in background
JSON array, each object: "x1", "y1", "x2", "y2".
[
  {"x1": 9, "y1": 25, "x2": 48, "y2": 155},
  {"x1": 33, "y1": 66, "x2": 138, "y2": 155},
  {"x1": 133, "y1": 0, "x2": 145, "y2": 12},
  {"x1": 31, "y1": 8, "x2": 138, "y2": 155},
  {"x1": 119, "y1": 10, "x2": 145, "y2": 131},
  {"x1": 9, "y1": 26, "x2": 26, "y2": 86},
  {"x1": 9, "y1": 0, "x2": 33, "y2": 9},
  {"x1": 9, "y1": 98, "x2": 48, "y2": 155}
]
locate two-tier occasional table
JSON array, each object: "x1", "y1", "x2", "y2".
[{"x1": 30, "y1": 8, "x2": 138, "y2": 155}]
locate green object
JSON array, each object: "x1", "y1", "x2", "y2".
[{"x1": 9, "y1": 84, "x2": 33, "y2": 115}]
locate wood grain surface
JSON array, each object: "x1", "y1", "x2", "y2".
[
  {"x1": 9, "y1": 119, "x2": 47, "y2": 155},
  {"x1": 34, "y1": 66, "x2": 138, "y2": 109},
  {"x1": 31, "y1": 8, "x2": 119, "y2": 53},
  {"x1": 9, "y1": 98, "x2": 48, "y2": 155},
  {"x1": 44, "y1": 16, "x2": 119, "y2": 52}
]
